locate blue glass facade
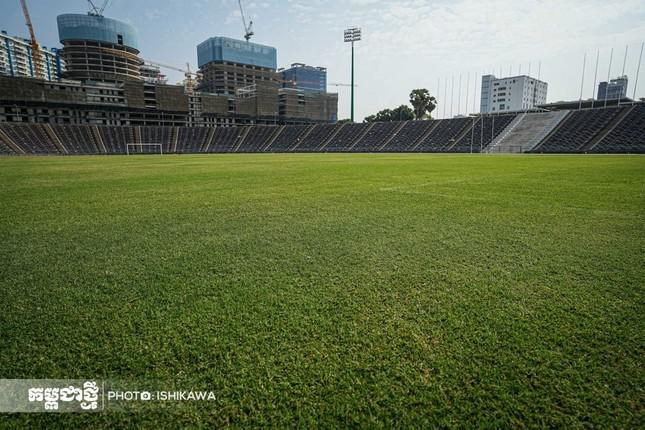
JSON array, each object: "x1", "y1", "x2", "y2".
[
  {"x1": 281, "y1": 63, "x2": 327, "y2": 92},
  {"x1": 597, "y1": 76, "x2": 628, "y2": 101},
  {"x1": 197, "y1": 37, "x2": 277, "y2": 69},
  {"x1": 57, "y1": 14, "x2": 139, "y2": 50}
]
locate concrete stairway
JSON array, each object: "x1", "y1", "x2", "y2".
[
  {"x1": 487, "y1": 113, "x2": 525, "y2": 153},
  {"x1": 488, "y1": 110, "x2": 569, "y2": 153}
]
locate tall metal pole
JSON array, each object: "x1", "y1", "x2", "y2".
[
  {"x1": 634, "y1": 41, "x2": 644, "y2": 104},
  {"x1": 450, "y1": 75, "x2": 455, "y2": 118},
  {"x1": 351, "y1": 40, "x2": 355, "y2": 122},
  {"x1": 437, "y1": 77, "x2": 441, "y2": 118},
  {"x1": 344, "y1": 27, "x2": 361, "y2": 122},
  {"x1": 465, "y1": 72, "x2": 470, "y2": 116},
  {"x1": 579, "y1": 53, "x2": 587, "y2": 110},
  {"x1": 457, "y1": 74, "x2": 462, "y2": 116},
  {"x1": 604, "y1": 47, "x2": 614, "y2": 108},
  {"x1": 473, "y1": 73, "x2": 477, "y2": 113},
  {"x1": 621, "y1": 45, "x2": 628, "y2": 76},
  {"x1": 591, "y1": 50, "x2": 600, "y2": 109},
  {"x1": 618, "y1": 45, "x2": 628, "y2": 106},
  {"x1": 443, "y1": 77, "x2": 448, "y2": 119}
]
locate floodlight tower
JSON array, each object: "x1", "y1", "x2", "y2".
[{"x1": 344, "y1": 27, "x2": 361, "y2": 123}]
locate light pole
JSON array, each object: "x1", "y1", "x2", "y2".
[{"x1": 344, "y1": 27, "x2": 361, "y2": 123}]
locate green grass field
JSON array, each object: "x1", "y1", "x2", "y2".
[{"x1": 0, "y1": 154, "x2": 643, "y2": 428}]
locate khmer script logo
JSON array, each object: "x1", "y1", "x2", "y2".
[{"x1": 28, "y1": 381, "x2": 99, "y2": 411}]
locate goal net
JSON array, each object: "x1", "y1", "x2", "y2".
[{"x1": 126, "y1": 143, "x2": 163, "y2": 155}]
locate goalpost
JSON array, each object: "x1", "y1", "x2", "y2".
[{"x1": 126, "y1": 143, "x2": 163, "y2": 155}]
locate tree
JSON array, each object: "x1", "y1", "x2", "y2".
[
  {"x1": 409, "y1": 89, "x2": 437, "y2": 120},
  {"x1": 337, "y1": 118, "x2": 353, "y2": 124},
  {"x1": 364, "y1": 105, "x2": 414, "y2": 122}
]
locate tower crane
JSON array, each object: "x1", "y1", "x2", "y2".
[
  {"x1": 87, "y1": 0, "x2": 110, "y2": 16},
  {"x1": 19, "y1": 0, "x2": 43, "y2": 79},
  {"x1": 238, "y1": 0, "x2": 254, "y2": 42},
  {"x1": 274, "y1": 78, "x2": 355, "y2": 89},
  {"x1": 145, "y1": 60, "x2": 201, "y2": 93},
  {"x1": 89, "y1": 45, "x2": 200, "y2": 93}
]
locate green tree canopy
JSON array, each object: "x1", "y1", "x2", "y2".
[
  {"x1": 364, "y1": 105, "x2": 414, "y2": 122},
  {"x1": 409, "y1": 89, "x2": 437, "y2": 120}
]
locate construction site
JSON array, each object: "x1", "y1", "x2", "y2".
[{"x1": 0, "y1": 0, "x2": 339, "y2": 127}]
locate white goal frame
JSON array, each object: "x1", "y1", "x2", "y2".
[{"x1": 126, "y1": 143, "x2": 163, "y2": 155}]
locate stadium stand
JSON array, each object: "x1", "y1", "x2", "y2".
[
  {"x1": 266, "y1": 125, "x2": 312, "y2": 152},
  {"x1": 51, "y1": 125, "x2": 99, "y2": 154},
  {"x1": 352, "y1": 121, "x2": 401, "y2": 152},
  {"x1": 414, "y1": 117, "x2": 471, "y2": 152},
  {"x1": 294, "y1": 123, "x2": 342, "y2": 152},
  {"x1": 533, "y1": 107, "x2": 625, "y2": 153},
  {"x1": 237, "y1": 126, "x2": 279, "y2": 152},
  {"x1": 380, "y1": 120, "x2": 435, "y2": 152},
  {"x1": 451, "y1": 114, "x2": 517, "y2": 153},
  {"x1": 487, "y1": 111, "x2": 569, "y2": 153},
  {"x1": 97, "y1": 126, "x2": 135, "y2": 154},
  {"x1": 139, "y1": 126, "x2": 174, "y2": 154},
  {"x1": 1, "y1": 104, "x2": 643, "y2": 155},
  {"x1": 0, "y1": 124, "x2": 60, "y2": 154},
  {"x1": 323, "y1": 123, "x2": 371, "y2": 152},
  {"x1": 0, "y1": 132, "x2": 17, "y2": 154},
  {"x1": 177, "y1": 127, "x2": 209, "y2": 153},
  {"x1": 591, "y1": 104, "x2": 645, "y2": 153},
  {"x1": 207, "y1": 126, "x2": 244, "y2": 153}
]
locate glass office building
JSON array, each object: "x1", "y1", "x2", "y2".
[
  {"x1": 57, "y1": 14, "x2": 142, "y2": 82},
  {"x1": 57, "y1": 14, "x2": 139, "y2": 49},
  {"x1": 280, "y1": 63, "x2": 327, "y2": 93},
  {"x1": 197, "y1": 37, "x2": 276, "y2": 69}
]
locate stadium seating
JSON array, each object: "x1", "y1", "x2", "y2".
[
  {"x1": 294, "y1": 123, "x2": 341, "y2": 152},
  {"x1": 323, "y1": 123, "x2": 371, "y2": 152},
  {"x1": 415, "y1": 117, "x2": 471, "y2": 152},
  {"x1": 266, "y1": 125, "x2": 311, "y2": 152},
  {"x1": 98, "y1": 126, "x2": 135, "y2": 154},
  {"x1": 0, "y1": 105, "x2": 643, "y2": 156},
  {"x1": 237, "y1": 126, "x2": 279, "y2": 152},
  {"x1": 352, "y1": 121, "x2": 401, "y2": 152},
  {"x1": 207, "y1": 127, "x2": 244, "y2": 153},
  {"x1": 177, "y1": 127, "x2": 209, "y2": 153},
  {"x1": 0, "y1": 124, "x2": 60, "y2": 154},
  {"x1": 488, "y1": 111, "x2": 569, "y2": 153},
  {"x1": 0, "y1": 133, "x2": 16, "y2": 154},
  {"x1": 534, "y1": 107, "x2": 625, "y2": 153},
  {"x1": 50, "y1": 125, "x2": 99, "y2": 154},
  {"x1": 591, "y1": 104, "x2": 645, "y2": 153},
  {"x1": 451, "y1": 114, "x2": 517, "y2": 153},
  {"x1": 380, "y1": 120, "x2": 435, "y2": 152}
]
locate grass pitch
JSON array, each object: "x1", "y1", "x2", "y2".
[{"x1": 0, "y1": 154, "x2": 643, "y2": 428}]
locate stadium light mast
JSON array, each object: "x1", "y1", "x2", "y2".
[{"x1": 344, "y1": 27, "x2": 361, "y2": 122}]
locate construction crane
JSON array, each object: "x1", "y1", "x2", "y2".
[
  {"x1": 275, "y1": 77, "x2": 355, "y2": 89},
  {"x1": 238, "y1": 0, "x2": 254, "y2": 42},
  {"x1": 145, "y1": 60, "x2": 201, "y2": 93},
  {"x1": 82, "y1": 44, "x2": 199, "y2": 93},
  {"x1": 19, "y1": 0, "x2": 43, "y2": 79},
  {"x1": 87, "y1": 0, "x2": 110, "y2": 16}
]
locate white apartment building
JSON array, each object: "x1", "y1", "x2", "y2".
[
  {"x1": 480, "y1": 74, "x2": 547, "y2": 113},
  {"x1": 0, "y1": 31, "x2": 64, "y2": 81}
]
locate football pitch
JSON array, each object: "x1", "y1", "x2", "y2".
[{"x1": 0, "y1": 154, "x2": 643, "y2": 427}]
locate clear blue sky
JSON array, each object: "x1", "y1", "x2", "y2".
[{"x1": 2, "y1": 0, "x2": 645, "y2": 120}]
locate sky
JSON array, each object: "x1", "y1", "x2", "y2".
[{"x1": 2, "y1": 0, "x2": 645, "y2": 121}]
